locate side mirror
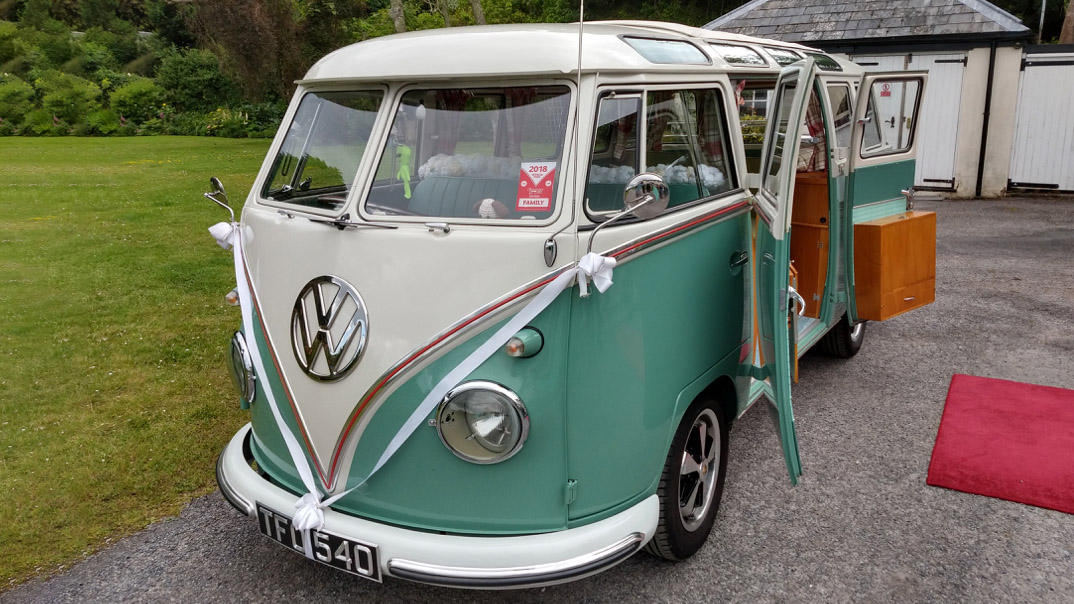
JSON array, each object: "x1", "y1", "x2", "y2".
[
  {"x1": 210, "y1": 176, "x2": 227, "y2": 198},
  {"x1": 204, "y1": 176, "x2": 235, "y2": 222},
  {"x1": 623, "y1": 172, "x2": 670, "y2": 220},
  {"x1": 585, "y1": 173, "x2": 670, "y2": 254}
]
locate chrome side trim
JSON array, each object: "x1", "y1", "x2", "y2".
[
  {"x1": 216, "y1": 426, "x2": 255, "y2": 516},
  {"x1": 386, "y1": 532, "x2": 645, "y2": 589},
  {"x1": 606, "y1": 199, "x2": 751, "y2": 261}
]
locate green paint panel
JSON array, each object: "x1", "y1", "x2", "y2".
[
  {"x1": 339, "y1": 297, "x2": 572, "y2": 534},
  {"x1": 853, "y1": 199, "x2": 908, "y2": 223},
  {"x1": 565, "y1": 214, "x2": 750, "y2": 520},
  {"x1": 248, "y1": 296, "x2": 573, "y2": 534},
  {"x1": 849, "y1": 160, "x2": 914, "y2": 208}
]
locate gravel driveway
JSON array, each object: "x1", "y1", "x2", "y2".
[{"x1": 4, "y1": 196, "x2": 1073, "y2": 603}]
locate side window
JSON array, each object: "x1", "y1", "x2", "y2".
[
  {"x1": 860, "y1": 79, "x2": 922, "y2": 158},
  {"x1": 798, "y1": 89, "x2": 827, "y2": 173},
  {"x1": 586, "y1": 96, "x2": 641, "y2": 212},
  {"x1": 761, "y1": 81, "x2": 797, "y2": 198},
  {"x1": 826, "y1": 84, "x2": 852, "y2": 149},
  {"x1": 586, "y1": 88, "x2": 736, "y2": 215},
  {"x1": 732, "y1": 78, "x2": 777, "y2": 174}
]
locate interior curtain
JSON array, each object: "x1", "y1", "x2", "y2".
[{"x1": 434, "y1": 89, "x2": 471, "y2": 155}]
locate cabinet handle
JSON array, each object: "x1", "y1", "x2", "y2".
[{"x1": 904, "y1": 296, "x2": 916, "y2": 301}]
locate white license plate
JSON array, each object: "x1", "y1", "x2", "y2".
[{"x1": 256, "y1": 503, "x2": 382, "y2": 582}]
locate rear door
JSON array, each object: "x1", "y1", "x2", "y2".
[
  {"x1": 844, "y1": 72, "x2": 927, "y2": 321},
  {"x1": 753, "y1": 59, "x2": 816, "y2": 485}
]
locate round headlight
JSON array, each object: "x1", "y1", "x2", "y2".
[
  {"x1": 436, "y1": 382, "x2": 528, "y2": 464},
  {"x1": 227, "y1": 331, "x2": 257, "y2": 404}
]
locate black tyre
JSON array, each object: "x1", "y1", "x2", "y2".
[
  {"x1": 818, "y1": 313, "x2": 866, "y2": 358},
  {"x1": 643, "y1": 397, "x2": 729, "y2": 561}
]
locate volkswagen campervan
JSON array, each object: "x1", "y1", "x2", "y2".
[{"x1": 209, "y1": 21, "x2": 933, "y2": 588}]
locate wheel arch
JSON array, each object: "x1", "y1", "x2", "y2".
[{"x1": 667, "y1": 359, "x2": 739, "y2": 455}]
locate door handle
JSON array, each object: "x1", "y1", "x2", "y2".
[
  {"x1": 788, "y1": 286, "x2": 806, "y2": 317},
  {"x1": 885, "y1": 116, "x2": 896, "y2": 128},
  {"x1": 729, "y1": 250, "x2": 748, "y2": 276}
]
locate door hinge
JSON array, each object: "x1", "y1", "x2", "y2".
[{"x1": 565, "y1": 479, "x2": 578, "y2": 505}]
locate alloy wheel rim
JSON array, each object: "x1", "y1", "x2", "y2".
[
  {"x1": 850, "y1": 321, "x2": 864, "y2": 341},
  {"x1": 678, "y1": 409, "x2": 720, "y2": 532}
]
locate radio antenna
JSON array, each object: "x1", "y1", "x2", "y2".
[
  {"x1": 574, "y1": 0, "x2": 584, "y2": 212},
  {"x1": 546, "y1": 1, "x2": 584, "y2": 266}
]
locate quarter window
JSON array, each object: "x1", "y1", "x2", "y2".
[{"x1": 860, "y1": 79, "x2": 922, "y2": 158}]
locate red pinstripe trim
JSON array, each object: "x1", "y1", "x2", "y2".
[
  {"x1": 325, "y1": 271, "x2": 564, "y2": 481},
  {"x1": 246, "y1": 198, "x2": 751, "y2": 490},
  {"x1": 611, "y1": 200, "x2": 751, "y2": 260},
  {"x1": 241, "y1": 256, "x2": 333, "y2": 487}
]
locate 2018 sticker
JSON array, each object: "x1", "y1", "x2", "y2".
[{"x1": 517, "y1": 161, "x2": 556, "y2": 211}]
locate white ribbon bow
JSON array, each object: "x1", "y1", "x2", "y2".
[
  {"x1": 208, "y1": 221, "x2": 238, "y2": 250},
  {"x1": 577, "y1": 252, "x2": 617, "y2": 297},
  {"x1": 214, "y1": 221, "x2": 615, "y2": 557}
]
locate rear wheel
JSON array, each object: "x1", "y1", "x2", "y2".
[
  {"x1": 644, "y1": 397, "x2": 729, "y2": 561},
  {"x1": 819, "y1": 313, "x2": 866, "y2": 358}
]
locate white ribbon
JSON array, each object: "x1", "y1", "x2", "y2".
[
  {"x1": 212, "y1": 221, "x2": 324, "y2": 559},
  {"x1": 214, "y1": 218, "x2": 615, "y2": 557}
]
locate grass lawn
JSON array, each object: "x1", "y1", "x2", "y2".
[{"x1": 0, "y1": 137, "x2": 272, "y2": 588}]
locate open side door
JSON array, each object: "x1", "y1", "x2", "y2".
[
  {"x1": 844, "y1": 72, "x2": 929, "y2": 322},
  {"x1": 753, "y1": 59, "x2": 816, "y2": 485}
]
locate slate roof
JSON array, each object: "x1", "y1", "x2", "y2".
[{"x1": 704, "y1": 0, "x2": 1031, "y2": 43}]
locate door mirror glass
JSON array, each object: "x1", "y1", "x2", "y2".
[{"x1": 623, "y1": 173, "x2": 670, "y2": 219}]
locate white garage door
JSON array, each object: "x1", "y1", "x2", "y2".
[
  {"x1": 1009, "y1": 53, "x2": 1074, "y2": 192},
  {"x1": 851, "y1": 53, "x2": 966, "y2": 190}
]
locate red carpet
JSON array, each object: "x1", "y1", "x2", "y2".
[{"x1": 927, "y1": 374, "x2": 1074, "y2": 515}]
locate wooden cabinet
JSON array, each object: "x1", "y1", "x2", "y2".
[
  {"x1": 789, "y1": 224, "x2": 828, "y2": 318},
  {"x1": 789, "y1": 171, "x2": 829, "y2": 319},
  {"x1": 853, "y1": 211, "x2": 936, "y2": 321}
]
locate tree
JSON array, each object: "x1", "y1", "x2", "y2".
[
  {"x1": 436, "y1": 0, "x2": 451, "y2": 27},
  {"x1": 1061, "y1": 0, "x2": 1073, "y2": 43},
  {"x1": 80, "y1": 0, "x2": 119, "y2": 30},
  {"x1": 389, "y1": 0, "x2": 405, "y2": 32},
  {"x1": 469, "y1": 0, "x2": 485, "y2": 25}
]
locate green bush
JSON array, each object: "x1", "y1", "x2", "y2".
[
  {"x1": 86, "y1": 108, "x2": 119, "y2": 135},
  {"x1": 0, "y1": 75, "x2": 34, "y2": 122},
  {"x1": 204, "y1": 107, "x2": 246, "y2": 138},
  {"x1": 33, "y1": 70, "x2": 101, "y2": 123},
  {"x1": 0, "y1": 20, "x2": 19, "y2": 65},
  {"x1": 21, "y1": 107, "x2": 65, "y2": 135},
  {"x1": 83, "y1": 26, "x2": 139, "y2": 65},
  {"x1": 168, "y1": 110, "x2": 207, "y2": 136},
  {"x1": 79, "y1": 40, "x2": 117, "y2": 72},
  {"x1": 155, "y1": 48, "x2": 239, "y2": 113},
  {"x1": 109, "y1": 76, "x2": 163, "y2": 122}
]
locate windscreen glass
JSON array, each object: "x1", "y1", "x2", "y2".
[
  {"x1": 363, "y1": 86, "x2": 571, "y2": 221},
  {"x1": 261, "y1": 90, "x2": 383, "y2": 211}
]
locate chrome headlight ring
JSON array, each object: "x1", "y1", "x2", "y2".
[
  {"x1": 435, "y1": 381, "x2": 529, "y2": 465},
  {"x1": 227, "y1": 331, "x2": 257, "y2": 404}
]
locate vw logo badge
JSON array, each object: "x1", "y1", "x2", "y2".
[{"x1": 290, "y1": 276, "x2": 368, "y2": 382}]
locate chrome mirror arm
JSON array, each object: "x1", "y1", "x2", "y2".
[
  {"x1": 584, "y1": 198, "x2": 652, "y2": 254},
  {"x1": 203, "y1": 192, "x2": 235, "y2": 223}
]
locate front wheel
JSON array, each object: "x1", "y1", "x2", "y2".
[{"x1": 644, "y1": 397, "x2": 729, "y2": 561}]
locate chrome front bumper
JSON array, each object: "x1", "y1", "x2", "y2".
[{"x1": 216, "y1": 424, "x2": 657, "y2": 589}]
